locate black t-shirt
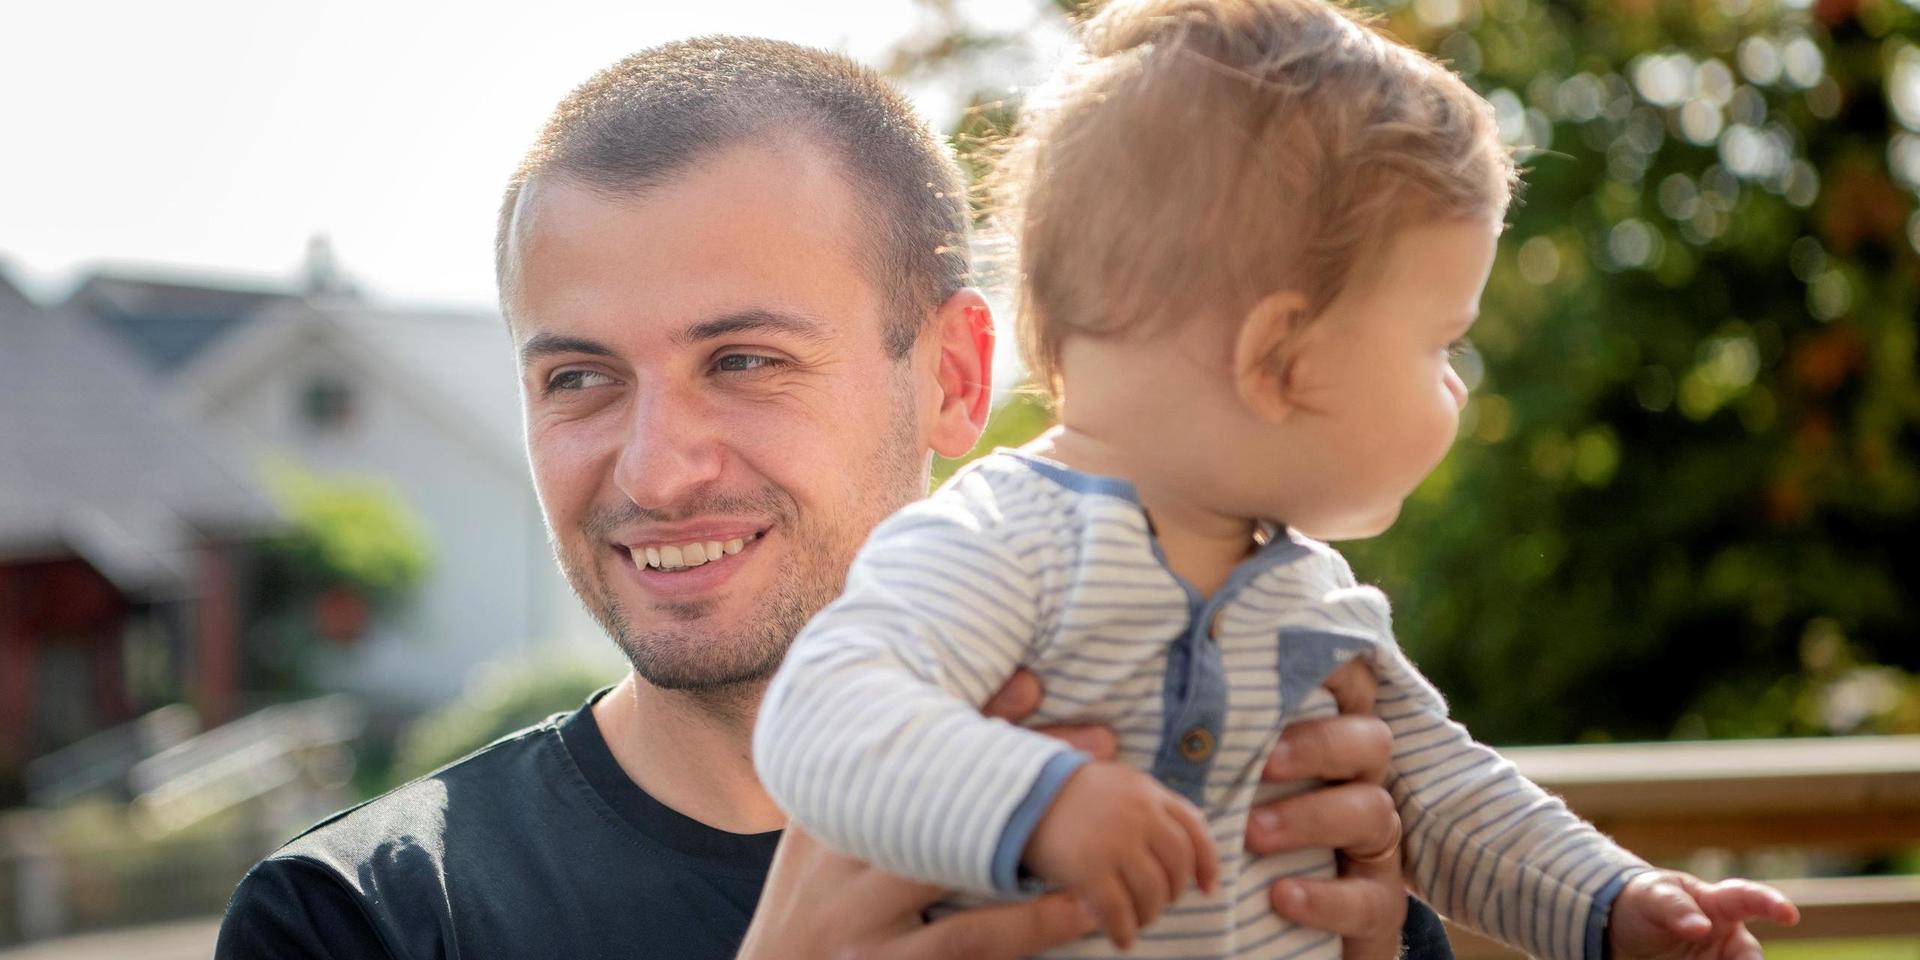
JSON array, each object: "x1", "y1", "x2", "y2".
[{"x1": 217, "y1": 688, "x2": 1455, "y2": 959}]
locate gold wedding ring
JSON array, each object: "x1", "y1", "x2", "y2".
[{"x1": 1346, "y1": 818, "x2": 1403, "y2": 864}]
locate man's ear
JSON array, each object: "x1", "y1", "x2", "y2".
[
  {"x1": 924, "y1": 287, "x2": 995, "y2": 459},
  {"x1": 1233, "y1": 290, "x2": 1312, "y2": 422}
]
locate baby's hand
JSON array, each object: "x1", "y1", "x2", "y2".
[
  {"x1": 1024, "y1": 761, "x2": 1220, "y2": 949},
  {"x1": 1609, "y1": 870, "x2": 1800, "y2": 960}
]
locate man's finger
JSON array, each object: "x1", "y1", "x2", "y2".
[
  {"x1": 1322, "y1": 658, "x2": 1378, "y2": 716},
  {"x1": 847, "y1": 867, "x2": 953, "y2": 920},
  {"x1": 884, "y1": 892, "x2": 1096, "y2": 960},
  {"x1": 980, "y1": 668, "x2": 1044, "y2": 722},
  {"x1": 1245, "y1": 782, "x2": 1397, "y2": 856},
  {"x1": 1268, "y1": 866, "x2": 1406, "y2": 940},
  {"x1": 1033, "y1": 723, "x2": 1119, "y2": 760},
  {"x1": 1264, "y1": 715, "x2": 1391, "y2": 783}
]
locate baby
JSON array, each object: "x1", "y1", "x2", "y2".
[{"x1": 755, "y1": 1, "x2": 1795, "y2": 957}]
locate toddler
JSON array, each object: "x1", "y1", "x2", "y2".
[{"x1": 755, "y1": 1, "x2": 1795, "y2": 957}]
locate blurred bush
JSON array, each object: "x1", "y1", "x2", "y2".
[
  {"x1": 1337, "y1": 0, "x2": 1920, "y2": 743},
  {"x1": 247, "y1": 461, "x2": 433, "y2": 689},
  {"x1": 258, "y1": 459, "x2": 431, "y2": 609},
  {"x1": 903, "y1": 0, "x2": 1920, "y2": 743},
  {"x1": 386, "y1": 656, "x2": 610, "y2": 787}
]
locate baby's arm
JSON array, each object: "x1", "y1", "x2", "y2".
[
  {"x1": 1288, "y1": 579, "x2": 1643, "y2": 959},
  {"x1": 1606, "y1": 870, "x2": 1798, "y2": 960},
  {"x1": 1315, "y1": 583, "x2": 1794, "y2": 959},
  {"x1": 755, "y1": 499, "x2": 1212, "y2": 928}
]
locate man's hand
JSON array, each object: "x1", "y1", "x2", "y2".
[
  {"x1": 732, "y1": 669, "x2": 1115, "y2": 960},
  {"x1": 1249, "y1": 660, "x2": 1410, "y2": 960},
  {"x1": 1023, "y1": 762, "x2": 1220, "y2": 949},
  {"x1": 1607, "y1": 870, "x2": 1799, "y2": 960},
  {"x1": 736, "y1": 825, "x2": 1097, "y2": 960}
]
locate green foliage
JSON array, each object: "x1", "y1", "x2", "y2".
[
  {"x1": 933, "y1": 389, "x2": 1056, "y2": 487},
  {"x1": 898, "y1": 0, "x2": 1920, "y2": 744},
  {"x1": 261, "y1": 460, "x2": 431, "y2": 607},
  {"x1": 387, "y1": 656, "x2": 612, "y2": 787},
  {"x1": 1335, "y1": 0, "x2": 1920, "y2": 743},
  {"x1": 1766, "y1": 938, "x2": 1920, "y2": 960},
  {"x1": 246, "y1": 461, "x2": 434, "y2": 689}
]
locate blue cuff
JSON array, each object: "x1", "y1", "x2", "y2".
[
  {"x1": 989, "y1": 750, "x2": 1090, "y2": 894},
  {"x1": 1585, "y1": 867, "x2": 1648, "y2": 960}
]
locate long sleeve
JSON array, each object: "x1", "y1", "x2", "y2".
[
  {"x1": 1302, "y1": 580, "x2": 1650, "y2": 960},
  {"x1": 753, "y1": 497, "x2": 1086, "y2": 896}
]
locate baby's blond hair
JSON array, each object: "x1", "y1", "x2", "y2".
[{"x1": 1001, "y1": 0, "x2": 1517, "y2": 394}]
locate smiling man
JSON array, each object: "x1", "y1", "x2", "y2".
[{"x1": 215, "y1": 37, "x2": 1445, "y2": 960}]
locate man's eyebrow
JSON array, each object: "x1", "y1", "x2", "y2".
[
  {"x1": 674, "y1": 309, "x2": 833, "y2": 346},
  {"x1": 519, "y1": 333, "x2": 616, "y2": 368}
]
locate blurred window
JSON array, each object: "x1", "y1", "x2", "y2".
[{"x1": 300, "y1": 373, "x2": 354, "y2": 433}]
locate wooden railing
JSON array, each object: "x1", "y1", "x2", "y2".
[{"x1": 1439, "y1": 735, "x2": 1920, "y2": 958}]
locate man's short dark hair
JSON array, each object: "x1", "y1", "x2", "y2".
[{"x1": 496, "y1": 36, "x2": 971, "y2": 358}]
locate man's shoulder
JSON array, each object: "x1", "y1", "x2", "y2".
[{"x1": 269, "y1": 709, "x2": 574, "y2": 882}]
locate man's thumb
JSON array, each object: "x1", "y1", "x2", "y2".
[{"x1": 892, "y1": 892, "x2": 1097, "y2": 960}]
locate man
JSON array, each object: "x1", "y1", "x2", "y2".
[{"x1": 216, "y1": 37, "x2": 1445, "y2": 959}]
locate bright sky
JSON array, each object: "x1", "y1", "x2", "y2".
[{"x1": 0, "y1": 0, "x2": 1052, "y2": 309}]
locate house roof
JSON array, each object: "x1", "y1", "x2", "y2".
[
  {"x1": 175, "y1": 298, "x2": 526, "y2": 470},
  {"x1": 0, "y1": 269, "x2": 33, "y2": 314},
  {"x1": 64, "y1": 270, "x2": 300, "y2": 373},
  {"x1": 0, "y1": 281, "x2": 280, "y2": 592},
  {"x1": 331, "y1": 303, "x2": 523, "y2": 459}
]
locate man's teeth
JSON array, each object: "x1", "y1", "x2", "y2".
[{"x1": 640, "y1": 537, "x2": 747, "y2": 571}]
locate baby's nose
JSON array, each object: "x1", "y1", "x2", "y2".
[{"x1": 1445, "y1": 367, "x2": 1469, "y2": 410}]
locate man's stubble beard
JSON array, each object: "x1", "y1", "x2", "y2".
[{"x1": 554, "y1": 375, "x2": 927, "y2": 702}]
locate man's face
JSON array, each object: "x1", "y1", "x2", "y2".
[{"x1": 504, "y1": 140, "x2": 931, "y2": 693}]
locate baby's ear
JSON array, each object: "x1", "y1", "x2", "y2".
[{"x1": 1232, "y1": 290, "x2": 1311, "y2": 422}]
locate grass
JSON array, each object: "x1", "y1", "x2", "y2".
[{"x1": 1765, "y1": 939, "x2": 1920, "y2": 960}]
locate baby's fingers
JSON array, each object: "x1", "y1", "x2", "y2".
[
  {"x1": 1714, "y1": 925, "x2": 1764, "y2": 960},
  {"x1": 1147, "y1": 814, "x2": 1196, "y2": 902},
  {"x1": 1698, "y1": 878, "x2": 1800, "y2": 927},
  {"x1": 1084, "y1": 875, "x2": 1140, "y2": 950},
  {"x1": 1165, "y1": 796, "x2": 1219, "y2": 894},
  {"x1": 1636, "y1": 875, "x2": 1714, "y2": 939},
  {"x1": 1120, "y1": 849, "x2": 1173, "y2": 929}
]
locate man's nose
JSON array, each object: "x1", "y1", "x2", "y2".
[{"x1": 611, "y1": 385, "x2": 724, "y2": 510}]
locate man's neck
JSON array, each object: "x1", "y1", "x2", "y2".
[{"x1": 590, "y1": 671, "x2": 787, "y2": 835}]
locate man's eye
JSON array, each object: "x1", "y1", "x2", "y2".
[
  {"x1": 714, "y1": 354, "x2": 783, "y2": 374},
  {"x1": 544, "y1": 369, "x2": 613, "y2": 394}
]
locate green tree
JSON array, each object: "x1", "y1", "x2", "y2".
[
  {"x1": 247, "y1": 461, "x2": 433, "y2": 689},
  {"x1": 903, "y1": 0, "x2": 1920, "y2": 743}
]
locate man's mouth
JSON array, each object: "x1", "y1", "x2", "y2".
[{"x1": 620, "y1": 529, "x2": 768, "y2": 573}]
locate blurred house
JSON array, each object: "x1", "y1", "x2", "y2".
[
  {"x1": 0, "y1": 272, "x2": 278, "y2": 797},
  {"x1": 65, "y1": 271, "x2": 299, "y2": 375},
  {"x1": 66, "y1": 262, "x2": 607, "y2": 714}
]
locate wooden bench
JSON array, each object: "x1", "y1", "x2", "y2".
[{"x1": 1433, "y1": 735, "x2": 1920, "y2": 957}]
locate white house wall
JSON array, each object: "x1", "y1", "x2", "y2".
[{"x1": 191, "y1": 326, "x2": 617, "y2": 710}]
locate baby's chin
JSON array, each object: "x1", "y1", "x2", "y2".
[{"x1": 1293, "y1": 501, "x2": 1403, "y2": 543}]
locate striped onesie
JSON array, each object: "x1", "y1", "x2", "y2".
[{"x1": 755, "y1": 451, "x2": 1649, "y2": 959}]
